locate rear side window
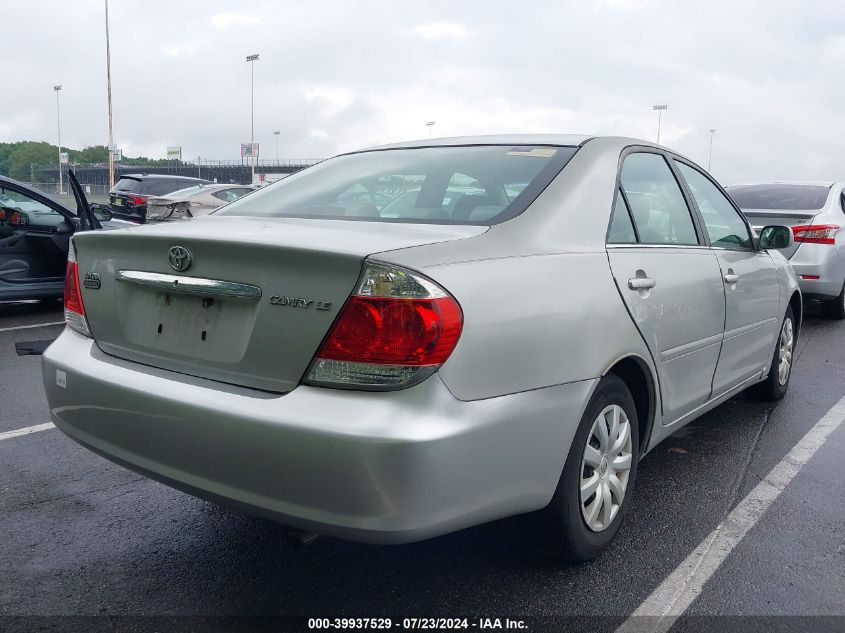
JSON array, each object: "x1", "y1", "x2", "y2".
[
  {"x1": 216, "y1": 145, "x2": 579, "y2": 225},
  {"x1": 676, "y1": 162, "x2": 752, "y2": 250},
  {"x1": 620, "y1": 153, "x2": 699, "y2": 245},
  {"x1": 212, "y1": 188, "x2": 252, "y2": 203},
  {"x1": 141, "y1": 180, "x2": 183, "y2": 196},
  {"x1": 727, "y1": 184, "x2": 831, "y2": 210},
  {"x1": 114, "y1": 178, "x2": 141, "y2": 192},
  {"x1": 607, "y1": 190, "x2": 638, "y2": 244}
]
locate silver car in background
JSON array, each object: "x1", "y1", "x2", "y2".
[
  {"x1": 728, "y1": 181, "x2": 845, "y2": 318},
  {"x1": 42, "y1": 135, "x2": 801, "y2": 561},
  {"x1": 146, "y1": 183, "x2": 256, "y2": 221}
]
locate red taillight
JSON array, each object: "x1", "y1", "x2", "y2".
[
  {"x1": 128, "y1": 194, "x2": 147, "y2": 207},
  {"x1": 64, "y1": 260, "x2": 85, "y2": 316},
  {"x1": 64, "y1": 240, "x2": 91, "y2": 337},
  {"x1": 792, "y1": 224, "x2": 839, "y2": 244},
  {"x1": 305, "y1": 262, "x2": 463, "y2": 389},
  {"x1": 800, "y1": 274, "x2": 820, "y2": 280},
  {"x1": 317, "y1": 296, "x2": 463, "y2": 366}
]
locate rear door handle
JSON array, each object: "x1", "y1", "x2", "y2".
[
  {"x1": 628, "y1": 277, "x2": 656, "y2": 290},
  {"x1": 724, "y1": 273, "x2": 739, "y2": 284}
]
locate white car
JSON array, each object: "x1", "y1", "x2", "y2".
[{"x1": 146, "y1": 184, "x2": 256, "y2": 221}]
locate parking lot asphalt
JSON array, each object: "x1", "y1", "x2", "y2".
[{"x1": 1, "y1": 300, "x2": 844, "y2": 625}]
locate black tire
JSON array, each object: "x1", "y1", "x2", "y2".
[
  {"x1": 751, "y1": 305, "x2": 795, "y2": 401},
  {"x1": 821, "y1": 281, "x2": 845, "y2": 320},
  {"x1": 537, "y1": 374, "x2": 639, "y2": 561}
]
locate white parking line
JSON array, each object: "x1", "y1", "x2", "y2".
[
  {"x1": 0, "y1": 422, "x2": 55, "y2": 442},
  {"x1": 0, "y1": 321, "x2": 64, "y2": 333},
  {"x1": 617, "y1": 395, "x2": 845, "y2": 633}
]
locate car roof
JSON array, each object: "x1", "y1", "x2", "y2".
[
  {"x1": 118, "y1": 174, "x2": 207, "y2": 181},
  {"x1": 727, "y1": 181, "x2": 838, "y2": 188},
  {"x1": 152, "y1": 183, "x2": 252, "y2": 196},
  {"x1": 358, "y1": 134, "x2": 594, "y2": 152}
]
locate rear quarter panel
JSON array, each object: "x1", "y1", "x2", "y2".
[{"x1": 381, "y1": 251, "x2": 653, "y2": 403}]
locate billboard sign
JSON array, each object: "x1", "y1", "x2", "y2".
[
  {"x1": 240, "y1": 143, "x2": 259, "y2": 158},
  {"x1": 167, "y1": 146, "x2": 182, "y2": 160}
]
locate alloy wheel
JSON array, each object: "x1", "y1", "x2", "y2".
[
  {"x1": 778, "y1": 317, "x2": 794, "y2": 386},
  {"x1": 580, "y1": 404, "x2": 633, "y2": 532}
]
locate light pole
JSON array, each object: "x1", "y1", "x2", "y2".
[
  {"x1": 246, "y1": 53, "x2": 260, "y2": 183},
  {"x1": 425, "y1": 121, "x2": 436, "y2": 139},
  {"x1": 652, "y1": 104, "x2": 668, "y2": 144},
  {"x1": 104, "y1": 0, "x2": 115, "y2": 188},
  {"x1": 707, "y1": 129, "x2": 716, "y2": 171},
  {"x1": 53, "y1": 85, "x2": 63, "y2": 194},
  {"x1": 273, "y1": 130, "x2": 280, "y2": 162}
]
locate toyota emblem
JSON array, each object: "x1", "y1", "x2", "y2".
[{"x1": 168, "y1": 246, "x2": 193, "y2": 272}]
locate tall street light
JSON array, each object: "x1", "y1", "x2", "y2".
[
  {"x1": 104, "y1": 0, "x2": 115, "y2": 188},
  {"x1": 708, "y1": 129, "x2": 716, "y2": 171},
  {"x1": 246, "y1": 53, "x2": 260, "y2": 183},
  {"x1": 53, "y1": 85, "x2": 63, "y2": 195},
  {"x1": 652, "y1": 104, "x2": 668, "y2": 144},
  {"x1": 273, "y1": 130, "x2": 280, "y2": 162},
  {"x1": 425, "y1": 121, "x2": 436, "y2": 139}
]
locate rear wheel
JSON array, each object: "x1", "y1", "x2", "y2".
[
  {"x1": 821, "y1": 281, "x2": 845, "y2": 320},
  {"x1": 752, "y1": 305, "x2": 795, "y2": 401},
  {"x1": 538, "y1": 374, "x2": 639, "y2": 561}
]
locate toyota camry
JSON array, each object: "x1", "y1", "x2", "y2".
[{"x1": 42, "y1": 135, "x2": 801, "y2": 560}]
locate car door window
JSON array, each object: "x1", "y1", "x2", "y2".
[
  {"x1": 676, "y1": 162, "x2": 752, "y2": 250},
  {"x1": 620, "y1": 153, "x2": 699, "y2": 245},
  {"x1": 607, "y1": 189, "x2": 638, "y2": 244},
  {"x1": 212, "y1": 188, "x2": 249, "y2": 203},
  {"x1": 0, "y1": 187, "x2": 64, "y2": 224}
]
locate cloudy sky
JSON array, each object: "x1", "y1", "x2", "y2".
[{"x1": 1, "y1": 0, "x2": 843, "y2": 184}]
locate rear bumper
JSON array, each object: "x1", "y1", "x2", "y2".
[
  {"x1": 42, "y1": 328, "x2": 593, "y2": 543},
  {"x1": 790, "y1": 243, "x2": 845, "y2": 299},
  {"x1": 109, "y1": 205, "x2": 145, "y2": 223}
]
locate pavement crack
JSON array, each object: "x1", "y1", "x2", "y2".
[{"x1": 723, "y1": 407, "x2": 772, "y2": 510}]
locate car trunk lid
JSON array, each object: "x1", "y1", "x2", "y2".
[
  {"x1": 742, "y1": 208, "x2": 819, "y2": 259},
  {"x1": 72, "y1": 215, "x2": 486, "y2": 392}
]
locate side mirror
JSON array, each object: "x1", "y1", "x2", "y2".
[
  {"x1": 56, "y1": 219, "x2": 73, "y2": 234},
  {"x1": 759, "y1": 225, "x2": 793, "y2": 250},
  {"x1": 11, "y1": 210, "x2": 29, "y2": 228},
  {"x1": 90, "y1": 203, "x2": 113, "y2": 222}
]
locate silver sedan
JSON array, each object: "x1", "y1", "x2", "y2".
[
  {"x1": 727, "y1": 181, "x2": 845, "y2": 318},
  {"x1": 42, "y1": 135, "x2": 801, "y2": 560},
  {"x1": 145, "y1": 183, "x2": 256, "y2": 221}
]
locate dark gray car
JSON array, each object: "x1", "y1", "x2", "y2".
[{"x1": 108, "y1": 174, "x2": 211, "y2": 224}]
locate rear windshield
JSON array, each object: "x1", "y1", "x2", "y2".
[
  {"x1": 114, "y1": 178, "x2": 142, "y2": 192},
  {"x1": 215, "y1": 145, "x2": 578, "y2": 224},
  {"x1": 727, "y1": 184, "x2": 831, "y2": 210}
]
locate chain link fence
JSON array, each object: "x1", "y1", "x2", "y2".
[{"x1": 28, "y1": 158, "x2": 323, "y2": 191}]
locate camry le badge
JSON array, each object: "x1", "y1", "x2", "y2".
[
  {"x1": 83, "y1": 272, "x2": 101, "y2": 289},
  {"x1": 168, "y1": 246, "x2": 193, "y2": 272}
]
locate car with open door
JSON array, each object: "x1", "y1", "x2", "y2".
[
  {"x1": 43, "y1": 136, "x2": 801, "y2": 561},
  {"x1": 0, "y1": 171, "x2": 114, "y2": 301}
]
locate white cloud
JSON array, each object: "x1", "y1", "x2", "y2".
[
  {"x1": 210, "y1": 12, "x2": 259, "y2": 30},
  {"x1": 305, "y1": 87, "x2": 355, "y2": 117},
  {"x1": 162, "y1": 42, "x2": 203, "y2": 58},
  {"x1": 413, "y1": 21, "x2": 467, "y2": 40},
  {"x1": 1, "y1": 0, "x2": 844, "y2": 179}
]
